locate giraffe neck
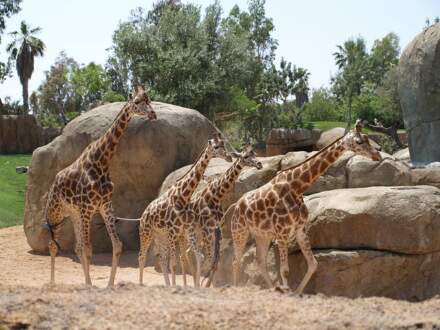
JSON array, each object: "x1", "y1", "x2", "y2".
[
  {"x1": 208, "y1": 158, "x2": 244, "y2": 202},
  {"x1": 171, "y1": 144, "x2": 213, "y2": 206},
  {"x1": 279, "y1": 138, "x2": 347, "y2": 195},
  {"x1": 92, "y1": 103, "x2": 134, "y2": 166}
]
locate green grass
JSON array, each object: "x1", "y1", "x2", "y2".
[
  {"x1": 312, "y1": 121, "x2": 406, "y2": 134},
  {"x1": 0, "y1": 154, "x2": 32, "y2": 228},
  {"x1": 311, "y1": 121, "x2": 346, "y2": 131}
]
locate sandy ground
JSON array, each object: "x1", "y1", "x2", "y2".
[{"x1": 1, "y1": 225, "x2": 440, "y2": 330}]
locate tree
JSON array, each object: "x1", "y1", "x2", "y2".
[
  {"x1": 293, "y1": 67, "x2": 310, "y2": 108},
  {"x1": 368, "y1": 33, "x2": 399, "y2": 86},
  {"x1": 333, "y1": 37, "x2": 368, "y2": 130},
  {"x1": 36, "y1": 52, "x2": 79, "y2": 125},
  {"x1": 0, "y1": 0, "x2": 21, "y2": 83},
  {"x1": 6, "y1": 20, "x2": 45, "y2": 112},
  {"x1": 71, "y1": 62, "x2": 111, "y2": 111}
]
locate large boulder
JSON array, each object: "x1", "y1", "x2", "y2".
[
  {"x1": 214, "y1": 186, "x2": 440, "y2": 300},
  {"x1": 315, "y1": 127, "x2": 345, "y2": 149},
  {"x1": 304, "y1": 186, "x2": 440, "y2": 254},
  {"x1": 265, "y1": 128, "x2": 321, "y2": 156},
  {"x1": 24, "y1": 102, "x2": 218, "y2": 253},
  {"x1": 398, "y1": 23, "x2": 440, "y2": 165}
]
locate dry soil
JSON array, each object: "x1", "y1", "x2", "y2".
[{"x1": 1, "y1": 226, "x2": 440, "y2": 330}]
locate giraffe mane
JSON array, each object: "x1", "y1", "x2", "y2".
[
  {"x1": 174, "y1": 142, "x2": 208, "y2": 183},
  {"x1": 276, "y1": 133, "x2": 347, "y2": 175}
]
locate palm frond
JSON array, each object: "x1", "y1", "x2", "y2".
[
  {"x1": 30, "y1": 27, "x2": 42, "y2": 34},
  {"x1": 20, "y1": 21, "x2": 28, "y2": 35}
]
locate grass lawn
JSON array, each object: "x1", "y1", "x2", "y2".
[
  {"x1": 0, "y1": 154, "x2": 32, "y2": 228},
  {"x1": 312, "y1": 121, "x2": 406, "y2": 134},
  {"x1": 312, "y1": 121, "x2": 346, "y2": 131}
]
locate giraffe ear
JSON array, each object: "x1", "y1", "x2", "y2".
[
  {"x1": 128, "y1": 92, "x2": 133, "y2": 101},
  {"x1": 212, "y1": 132, "x2": 220, "y2": 142},
  {"x1": 231, "y1": 151, "x2": 241, "y2": 158}
]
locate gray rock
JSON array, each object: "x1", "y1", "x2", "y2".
[
  {"x1": 398, "y1": 23, "x2": 440, "y2": 165},
  {"x1": 316, "y1": 127, "x2": 345, "y2": 149},
  {"x1": 304, "y1": 186, "x2": 440, "y2": 254},
  {"x1": 266, "y1": 128, "x2": 321, "y2": 156}
]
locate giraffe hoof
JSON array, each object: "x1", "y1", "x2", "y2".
[{"x1": 274, "y1": 285, "x2": 289, "y2": 294}]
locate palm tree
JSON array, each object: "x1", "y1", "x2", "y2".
[
  {"x1": 6, "y1": 21, "x2": 45, "y2": 113},
  {"x1": 293, "y1": 67, "x2": 310, "y2": 108},
  {"x1": 333, "y1": 38, "x2": 368, "y2": 130}
]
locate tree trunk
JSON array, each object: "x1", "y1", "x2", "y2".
[
  {"x1": 365, "y1": 122, "x2": 406, "y2": 149},
  {"x1": 22, "y1": 78, "x2": 29, "y2": 114},
  {"x1": 345, "y1": 93, "x2": 352, "y2": 133}
]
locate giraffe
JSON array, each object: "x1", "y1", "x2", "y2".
[
  {"x1": 44, "y1": 86, "x2": 156, "y2": 287},
  {"x1": 138, "y1": 134, "x2": 232, "y2": 287},
  {"x1": 231, "y1": 121, "x2": 382, "y2": 293},
  {"x1": 179, "y1": 144, "x2": 263, "y2": 287}
]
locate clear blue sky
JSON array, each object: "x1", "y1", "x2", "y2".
[{"x1": 0, "y1": 0, "x2": 438, "y2": 101}]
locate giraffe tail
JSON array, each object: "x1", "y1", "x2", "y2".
[
  {"x1": 202, "y1": 226, "x2": 222, "y2": 286},
  {"x1": 42, "y1": 222, "x2": 62, "y2": 251}
]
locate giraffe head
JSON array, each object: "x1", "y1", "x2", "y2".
[
  {"x1": 209, "y1": 133, "x2": 233, "y2": 162},
  {"x1": 231, "y1": 143, "x2": 263, "y2": 169},
  {"x1": 343, "y1": 119, "x2": 382, "y2": 161},
  {"x1": 129, "y1": 86, "x2": 157, "y2": 120}
]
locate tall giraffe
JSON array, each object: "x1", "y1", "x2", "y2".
[
  {"x1": 231, "y1": 122, "x2": 382, "y2": 293},
  {"x1": 44, "y1": 87, "x2": 156, "y2": 287},
  {"x1": 138, "y1": 134, "x2": 232, "y2": 287},
  {"x1": 180, "y1": 144, "x2": 262, "y2": 287}
]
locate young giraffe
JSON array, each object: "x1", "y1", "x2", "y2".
[
  {"x1": 138, "y1": 134, "x2": 232, "y2": 287},
  {"x1": 45, "y1": 86, "x2": 156, "y2": 287},
  {"x1": 231, "y1": 121, "x2": 382, "y2": 293},
  {"x1": 179, "y1": 144, "x2": 263, "y2": 287}
]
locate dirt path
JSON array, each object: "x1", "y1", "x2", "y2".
[
  {"x1": 1, "y1": 226, "x2": 440, "y2": 329},
  {"x1": 0, "y1": 226, "x2": 187, "y2": 287}
]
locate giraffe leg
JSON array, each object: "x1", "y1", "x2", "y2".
[
  {"x1": 293, "y1": 226, "x2": 317, "y2": 295},
  {"x1": 74, "y1": 228, "x2": 88, "y2": 285},
  {"x1": 158, "y1": 240, "x2": 171, "y2": 287},
  {"x1": 231, "y1": 218, "x2": 249, "y2": 286},
  {"x1": 201, "y1": 229, "x2": 213, "y2": 275},
  {"x1": 169, "y1": 238, "x2": 178, "y2": 287},
  {"x1": 138, "y1": 223, "x2": 153, "y2": 285},
  {"x1": 277, "y1": 240, "x2": 290, "y2": 290},
  {"x1": 100, "y1": 203, "x2": 123, "y2": 288},
  {"x1": 49, "y1": 239, "x2": 58, "y2": 285},
  {"x1": 178, "y1": 237, "x2": 188, "y2": 287},
  {"x1": 80, "y1": 215, "x2": 93, "y2": 286},
  {"x1": 202, "y1": 232, "x2": 215, "y2": 288},
  {"x1": 255, "y1": 236, "x2": 273, "y2": 288},
  {"x1": 187, "y1": 227, "x2": 203, "y2": 288}
]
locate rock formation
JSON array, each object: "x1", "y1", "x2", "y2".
[{"x1": 398, "y1": 23, "x2": 440, "y2": 165}]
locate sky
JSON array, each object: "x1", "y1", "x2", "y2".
[{"x1": 0, "y1": 0, "x2": 438, "y2": 101}]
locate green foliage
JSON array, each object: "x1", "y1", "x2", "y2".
[
  {"x1": 71, "y1": 62, "x2": 111, "y2": 111},
  {"x1": 331, "y1": 32, "x2": 402, "y2": 128},
  {"x1": 303, "y1": 88, "x2": 342, "y2": 122},
  {"x1": 32, "y1": 52, "x2": 79, "y2": 126},
  {"x1": 0, "y1": 96, "x2": 21, "y2": 114},
  {"x1": 31, "y1": 52, "x2": 125, "y2": 127},
  {"x1": 102, "y1": 90, "x2": 126, "y2": 103},
  {"x1": 0, "y1": 154, "x2": 30, "y2": 228},
  {"x1": 108, "y1": 0, "x2": 278, "y2": 121},
  {"x1": 0, "y1": 0, "x2": 21, "y2": 82}
]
